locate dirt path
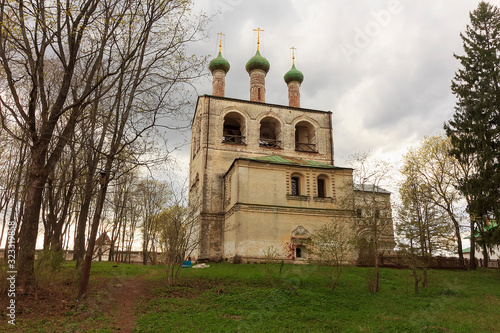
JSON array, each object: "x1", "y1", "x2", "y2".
[{"x1": 107, "y1": 275, "x2": 150, "y2": 332}]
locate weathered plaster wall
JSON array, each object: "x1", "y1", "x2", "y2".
[
  {"x1": 223, "y1": 160, "x2": 355, "y2": 260},
  {"x1": 189, "y1": 95, "x2": 338, "y2": 260}
]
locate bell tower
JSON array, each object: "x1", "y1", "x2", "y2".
[{"x1": 189, "y1": 31, "x2": 344, "y2": 262}]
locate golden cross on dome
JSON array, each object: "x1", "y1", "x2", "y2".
[
  {"x1": 291, "y1": 46, "x2": 297, "y2": 65},
  {"x1": 217, "y1": 32, "x2": 225, "y2": 53},
  {"x1": 253, "y1": 28, "x2": 264, "y2": 51}
]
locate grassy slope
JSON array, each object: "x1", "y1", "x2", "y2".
[
  {"x1": 136, "y1": 263, "x2": 500, "y2": 333},
  {"x1": 2, "y1": 262, "x2": 499, "y2": 332}
]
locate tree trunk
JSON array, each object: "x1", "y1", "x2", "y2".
[
  {"x1": 73, "y1": 190, "x2": 92, "y2": 264},
  {"x1": 50, "y1": 165, "x2": 76, "y2": 252},
  {"x1": 412, "y1": 267, "x2": 420, "y2": 294},
  {"x1": 422, "y1": 266, "x2": 428, "y2": 288},
  {"x1": 18, "y1": 152, "x2": 48, "y2": 292},
  {"x1": 469, "y1": 217, "x2": 477, "y2": 270},
  {"x1": 78, "y1": 169, "x2": 109, "y2": 298},
  {"x1": 74, "y1": 101, "x2": 110, "y2": 265},
  {"x1": 49, "y1": 223, "x2": 64, "y2": 252},
  {"x1": 482, "y1": 242, "x2": 489, "y2": 268},
  {"x1": 142, "y1": 231, "x2": 149, "y2": 265},
  {"x1": 373, "y1": 248, "x2": 379, "y2": 293},
  {"x1": 454, "y1": 222, "x2": 465, "y2": 267},
  {"x1": 73, "y1": 137, "x2": 99, "y2": 266}
]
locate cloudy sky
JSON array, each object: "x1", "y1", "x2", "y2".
[{"x1": 171, "y1": 0, "x2": 499, "y2": 175}]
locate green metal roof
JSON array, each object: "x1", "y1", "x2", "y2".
[
  {"x1": 247, "y1": 155, "x2": 338, "y2": 169},
  {"x1": 284, "y1": 64, "x2": 304, "y2": 84},
  {"x1": 209, "y1": 52, "x2": 230, "y2": 73},
  {"x1": 245, "y1": 50, "x2": 270, "y2": 74}
]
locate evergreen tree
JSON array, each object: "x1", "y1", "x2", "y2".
[{"x1": 445, "y1": 1, "x2": 500, "y2": 269}]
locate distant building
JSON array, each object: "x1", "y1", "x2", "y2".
[
  {"x1": 463, "y1": 220, "x2": 500, "y2": 262},
  {"x1": 188, "y1": 34, "x2": 395, "y2": 262},
  {"x1": 462, "y1": 247, "x2": 500, "y2": 261}
]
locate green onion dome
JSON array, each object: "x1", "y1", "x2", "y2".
[
  {"x1": 209, "y1": 52, "x2": 230, "y2": 73},
  {"x1": 284, "y1": 64, "x2": 304, "y2": 84},
  {"x1": 245, "y1": 50, "x2": 270, "y2": 74}
]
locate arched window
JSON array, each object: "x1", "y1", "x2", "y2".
[
  {"x1": 223, "y1": 112, "x2": 246, "y2": 145},
  {"x1": 290, "y1": 173, "x2": 305, "y2": 196},
  {"x1": 260, "y1": 117, "x2": 282, "y2": 149},
  {"x1": 295, "y1": 121, "x2": 317, "y2": 152}
]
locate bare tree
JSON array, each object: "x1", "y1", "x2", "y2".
[
  {"x1": 0, "y1": 0, "x2": 132, "y2": 291},
  {"x1": 77, "y1": 1, "x2": 208, "y2": 298},
  {"x1": 41, "y1": 137, "x2": 81, "y2": 252},
  {"x1": 348, "y1": 152, "x2": 395, "y2": 293},
  {"x1": 0, "y1": 0, "x2": 207, "y2": 292},
  {"x1": 397, "y1": 246, "x2": 425, "y2": 295},
  {"x1": 156, "y1": 182, "x2": 200, "y2": 286},
  {"x1": 136, "y1": 179, "x2": 170, "y2": 265},
  {"x1": 73, "y1": 92, "x2": 113, "y2": 265},
  {"x1": 107, "y1": 170, "x2": 136, "y2": 262},
  {"x1": 309, "y1": 219, "x2": 355, "y2": 290},
  {"x1": 397, "y1": 166, "x2": 455, "y2": 292}
]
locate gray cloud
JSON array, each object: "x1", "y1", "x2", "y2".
[{"x1": 169, "y1": 0, "x2": 500, "y2": 172}]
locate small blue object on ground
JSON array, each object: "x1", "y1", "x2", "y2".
[{"x1": 182, "y1": 260, "x2": 192, "y2": 268}]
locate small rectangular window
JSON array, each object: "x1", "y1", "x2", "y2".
[
  {"x1": 317, "y1": 178, "x2": 325, "y2": 198},
  {"x1": 356, "y1": 208, "x2": 362, "y2": 218},
  {"x1": 291, "y1": 177, "x2": 300, "y2": 196}
]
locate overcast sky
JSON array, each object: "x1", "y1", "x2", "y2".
[{"x1": 168, "y1": 0, "x2": 499, "y2": 176}]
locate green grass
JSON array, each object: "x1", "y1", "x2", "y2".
[
  {"x1": 2, "y1": 262, "x2": 499, "y2": 332},
  {"x1": 136, "y1": 264, "x2": 500, "y2": 333}
]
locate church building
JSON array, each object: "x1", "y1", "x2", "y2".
[{"x1": 188, "y1": 32, "x2": 395, "y2": 262}]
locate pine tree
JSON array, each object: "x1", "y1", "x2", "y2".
[{"x1": 445, "y1": 1, "x2": 500, "y2": 269}]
